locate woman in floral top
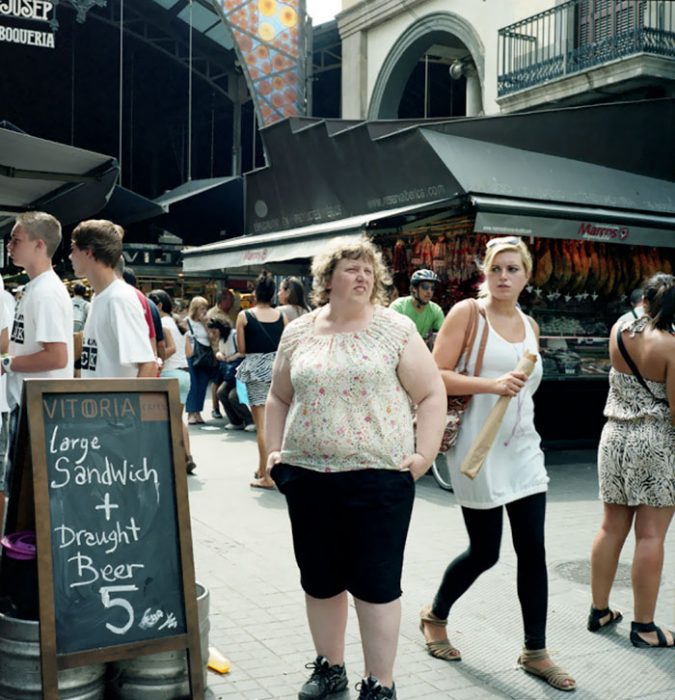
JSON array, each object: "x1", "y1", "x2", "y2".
[{"x1": 266, "y1": 237, "x2": 445, "y2": 700}]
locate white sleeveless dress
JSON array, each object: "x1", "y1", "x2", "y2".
[{"x1": 447, "y1": 307, "x2": 548, "y2": 509}]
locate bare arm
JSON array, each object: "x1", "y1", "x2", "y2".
[
  {"x1": 137, "y1": 361, "x2": 158, "y2": 378},
  {"x1": 432, "y1": 300, "x2": 527, "y2": 398},
  {"x1": 8, "y1": 341, "x2": 69, "y2": 374},
  {"x1": 0, "y1": 327, "x2": 7, "y2": 355},
  {"x1": 396, "y1": 331, "x2": 446, "y2": 478},
  {"x1": 666, "y1": 345, "x2": 675, "y2": 425},
  {"x1": 264, "y1": 348, "x2": 294, "y2": 474},
  {"x1": 158, "y1": 328, "x2": 175, "y2": 361},
  {"x1": 235, "y1": 311, "x2": 247, "y2": 356}
]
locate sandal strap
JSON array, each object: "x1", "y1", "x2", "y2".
[
  {"x1": 519, "y1": 648, "x2": 549, "y2": 662},
  {"x1": 632, "y1": 621, "x2": 668, "y2": 646},
  {"x1": 420, "y1": 605, "x2": 447, "y2": 627}
]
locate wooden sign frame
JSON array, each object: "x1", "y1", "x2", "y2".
[{"x1": 5, "y1": 378, "x2": 204, "y2": 700}]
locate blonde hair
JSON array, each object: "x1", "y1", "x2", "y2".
[
  {"x1": 478, "y1": 236, "x2": 533, "y2": 298},
  {"x1": 188, "y1": 296, "x2": 209, "y2": 320},
  {"x1": 15, "y1": 211, "x2": 62, "y2": 257},
  {"x1": 310, "y1": 236, "x2": 391, "y2": 307}
]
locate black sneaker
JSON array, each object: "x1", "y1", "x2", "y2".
[
  {"x1": 356, "y1": 676, "x2": 397, "y2": 700},
  {"x1": 298, "y1": 655, "x2": 348, "y2": 699}
]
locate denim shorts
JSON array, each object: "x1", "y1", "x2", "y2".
[
  {"x1": 271, "y1": 464, "x2": 415, "y2": 604},
  {"x1": 161, "y1": 368, "x2": 191, "y2": 405}
]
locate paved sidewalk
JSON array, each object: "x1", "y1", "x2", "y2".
[{"x1": 187, "y1": 418, "x2": 674, "y2": 700}]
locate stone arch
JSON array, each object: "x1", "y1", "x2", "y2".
[{"x1": 369, "y1": 12, "x2": 485, "y2": 120}]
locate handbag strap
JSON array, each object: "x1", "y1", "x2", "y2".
[
  {"x1": 616, "y1": 326, "x2": 667, "y2": 404},
  {"x1": 457, "y1": 300, "x2": 479, "y2": 374},
  {"x1": 458, "y1": 300, "x2": 489, "y2": 377},
  {"x1": 472, "y1": 307, "x2": 490, "y2": 378}
]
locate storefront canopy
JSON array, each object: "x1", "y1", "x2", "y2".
[
  {"x1": 98, "y1": 185, "x2": 167, "y2": 226},
  {"x1": 0, "y1": 127, "x2": 118, "y2": 233},
  {"x1": 182, "y1": 199, "x2": 452, "y2": 272},
  {"x1": 154, "y1": 176, "x2": 243, "y2": 245}
]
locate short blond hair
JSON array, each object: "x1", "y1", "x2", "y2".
[
  {"x1": 15, "y1": 211, "x2": 62, "y2": 257},
  {"x1": 310, "y1": 236, "x2": 391, "y2": 307},
  {"x1": 188, "y1": 296, "x2": 209, "y2": 320},
  {"x1": 478, "y1": 236, "x2": 533, "y2": 298}
]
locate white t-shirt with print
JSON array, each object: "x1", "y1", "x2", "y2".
[
  {"x1": 80, "y1": 279, "x2": 155, "y2": 378},
  {"x1": 8, "y1": 270, "x2": 74, "y2": 408}
]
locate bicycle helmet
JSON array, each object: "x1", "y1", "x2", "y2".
[{"x1": 411, "y1": 269, "x2": 439, "y2": 286}]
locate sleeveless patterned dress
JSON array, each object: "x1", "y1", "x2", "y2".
[{"x1": 598, "y1": 318, "x2": 675, "y2": 507}]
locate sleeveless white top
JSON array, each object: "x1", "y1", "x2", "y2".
[{"x1": 448, "y1": 307, "x2": 548, "y2": 509}]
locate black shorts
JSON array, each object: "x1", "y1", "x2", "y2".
[{"x1": 271, "y1": 464, "x2": 415, "y2": 604}]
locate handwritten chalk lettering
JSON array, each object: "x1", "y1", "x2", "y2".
[
  {"x1": 68, "y1": 552, "x2": 144, "y2": 588},
  {"x1": 43, "y1": 396, "x2": 137, "y2": 420},
  {"x1": 95, "y1": 492, "x2": 119, "y2": 521},
  {"x1": 100, "y1": 585, "x2": 138, "y2": 635},
  {"x1": 49, "y1": 425, "x2": 101, "y2": 464},
  {"x1": 158, "y1": 612, "x2": 178, "y2": 630},
  {"x1": 54, "y1": 517, "x2": 141, "y2": 555},
  {"x1": 139, "y1": 607, "x2": 164, "y2": 630},
  {"x1": 50, "y1": 455, "x2": 159, "y2": 492}
]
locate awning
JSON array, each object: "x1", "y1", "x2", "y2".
[
  {"x1": 182, "y1": 199, "x2": 452, "y2": 272},
  {"x1": 98, "y1": 185, "x2": 167, "y2": 226},
  {"x1": 154, "y1": 176, "x2": 243, "y2": 244},
  {"x1": 473, "y1": 196, "x2": 675, "y2": 248},
  {"x1": 0, "y1": 127, "x2": 118, "y2": 232}
]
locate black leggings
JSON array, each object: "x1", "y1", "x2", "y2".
[{"x1": 432, "y1": 492, "x2": 548, "y2": 650}]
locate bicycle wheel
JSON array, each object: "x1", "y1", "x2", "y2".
[{"x1": 431, "y1": 453, "x2": 454, "y2": 492}]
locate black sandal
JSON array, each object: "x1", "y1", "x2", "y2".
[
  {"x1": 630, "y1": 621, "x2": 675, "y2": 648},
  {"x1": 587, "y1": 605, "x2": 622, "y2": 632}
]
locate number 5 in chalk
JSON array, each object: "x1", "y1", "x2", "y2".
[{"x1": 100, "y1": 585, "x2": 138, "y2": 635}]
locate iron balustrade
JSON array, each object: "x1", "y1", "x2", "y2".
[{"x1": 498, "y1": 0, "x2": 675, "y2": 96}]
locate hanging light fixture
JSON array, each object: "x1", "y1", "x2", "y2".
[{"x1": 67, "y1": 0, "x2": 107, "y2": 24}]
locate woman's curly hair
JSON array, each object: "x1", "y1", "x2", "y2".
[{"x1": 310, "y1": 236, "x2": 391, "y2": 307}]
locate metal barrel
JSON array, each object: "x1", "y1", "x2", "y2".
[
  {"x1": 0, "y1": 612, "x2": 105, "y2": 699},
  {"x1": 107, "y1": 582, "x2": 210, "y2": 699}
]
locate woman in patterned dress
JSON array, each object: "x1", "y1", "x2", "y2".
[
  {"x1": 589, "y1": 273, "x2": 675, "y2": 648},
  {"x1": 265, "y1": 237, "x2": 445, "y2": 700}
]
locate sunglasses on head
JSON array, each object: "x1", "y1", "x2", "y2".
[{"x1": 486, "y1": 236, "x2": 521, "y2": 248}]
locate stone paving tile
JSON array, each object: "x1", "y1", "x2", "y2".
[{"x1": 188, "y1": 425, "x2": 674, "y2": 699}]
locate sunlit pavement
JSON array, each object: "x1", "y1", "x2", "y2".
[{"x1": 188, "y1": 410, "x2": 674, "y2": 700}]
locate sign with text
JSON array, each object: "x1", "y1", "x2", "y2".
[
  {"x1": 0, "y1": 0, "x2": 57, "y2": 48},
  {"x1": 5, "y1": 379, "x2": 203, "y2": 700},
  {"x1": 44, "y1": 391, "x2": 185, "y2": 653}
]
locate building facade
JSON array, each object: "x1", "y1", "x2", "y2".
[{"x1": 338, "y1": 0, "x2": 675, "y2": 118}]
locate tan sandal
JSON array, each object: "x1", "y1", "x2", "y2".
[
  {"x1": 517, "y1": 648, "x2": 576, "y2": 692},
  {"x1": 419, "y1": 605, "x2": 461, "y2": 661}
]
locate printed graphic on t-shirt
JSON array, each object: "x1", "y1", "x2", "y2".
[
  {"x1": 81, "y1": 339, "x2": 98, "y2": 371},
  {"x1": 10, "y1": 314, "x2": 24, "y2": 344}
]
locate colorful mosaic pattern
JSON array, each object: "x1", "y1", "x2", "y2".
[{"x1": 215, "y1": 0, "x2": 307, "y2": 126}]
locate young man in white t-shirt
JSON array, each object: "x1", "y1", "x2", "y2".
[
  {"x1": 2, "y1": 212, "x2": 74, "y2": 527},
  {"x1": 70, "y1": 219, "x2": 156, "y2": 379}
]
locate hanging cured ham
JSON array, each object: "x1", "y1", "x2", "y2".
[
  {"x1": 534, "y1": 240, "x2": 553, "y2": 287},
  {"x1": 432, "y1": 235, "x2": 447, "y2": 274}
]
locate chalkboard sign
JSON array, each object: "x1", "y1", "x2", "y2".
[
  {"x1": 5, "y1": 379, "x2": 204, "y2": 700},
  {"x1": 44, "y1": 390, "x2": 185, "y2": 653}
]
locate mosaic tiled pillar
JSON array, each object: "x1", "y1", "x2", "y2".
[{"x1": 213, "y1": 0, "x2": 307, "y2": 127}]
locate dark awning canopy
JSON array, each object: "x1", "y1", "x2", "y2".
[
  {"x1": 154, "y1": 176, "x2": 243, "y2": 245},
  {"x1": 182, "y1": 199, "x2": 451, "y2": 272},
  {"x1": 184, "y1": 98, "x2": 675, "y2": 272},
  {"x1": 98, "y1": 185, "x2": 167, "y2": 226},
  {"x1": 0, "y1": 127, "x2": 119, "y2": 233}
]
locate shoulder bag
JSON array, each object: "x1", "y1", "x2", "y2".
[
  {"x1": 439, "y1": 300, "x2": 490, "y2": 453},
  {"x1": 187, "y1": 320, "x2": 217, "y2": 371}
]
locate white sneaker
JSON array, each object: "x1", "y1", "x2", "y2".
[
  {"x1": 224, "y1": 423, "x2": 244, "y2": 431},
  {"x1": 244, "y1": 424, "x2": 257, "y2": 432}
]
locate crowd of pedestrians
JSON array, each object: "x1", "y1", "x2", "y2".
[{"x1": 0, "y1": 211, "x2": 672, "y2": 699}]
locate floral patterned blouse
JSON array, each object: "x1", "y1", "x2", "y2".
[{"x1": 279, "y1": 305, "x2": 416, "y2": 473}]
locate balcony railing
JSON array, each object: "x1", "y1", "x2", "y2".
[{"x1": 498, "y1": 0, "x2": 675, "y2": 96}]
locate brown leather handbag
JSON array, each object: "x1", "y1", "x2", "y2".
[{"x1": 439, "y1": 300, "x2": 489, "y2": 453}]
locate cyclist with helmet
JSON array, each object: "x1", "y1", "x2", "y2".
[{"x1": 390, "y1": 269, "x2": 445, "y2": 342}]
